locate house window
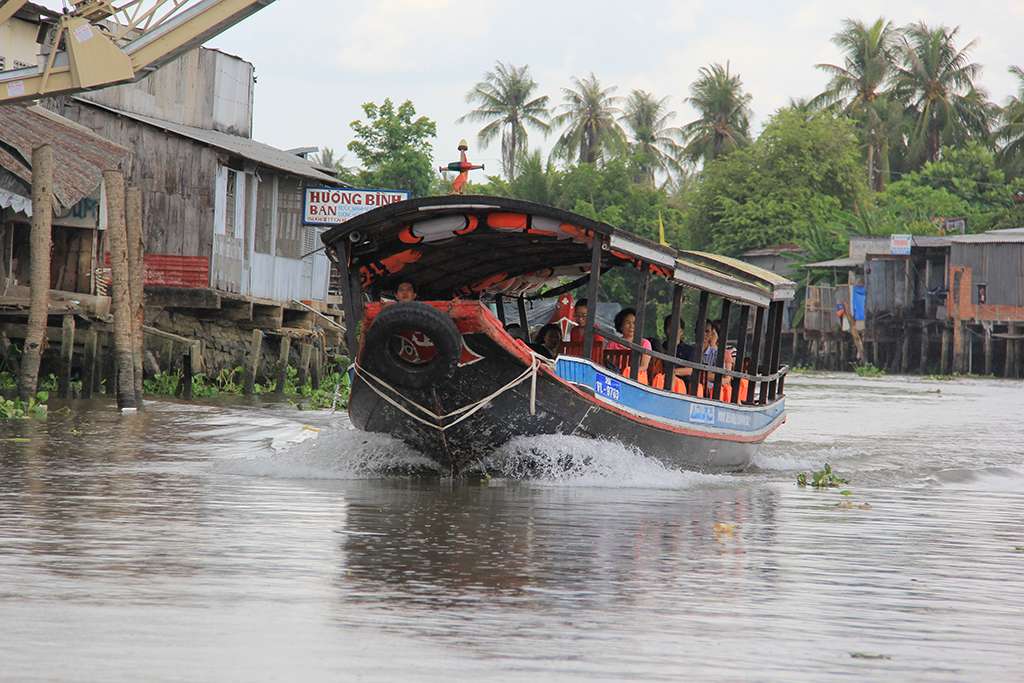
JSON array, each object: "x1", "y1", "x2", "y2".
[
  {"x1": 255, "y1": 177, "x2": 274, "y2": 254},
  {"x1": 225, "y1": 170, "x2": 236, "y2": 238},
  {"x1": 275, "y1": 177, "x2": 303, "y2": 259}
]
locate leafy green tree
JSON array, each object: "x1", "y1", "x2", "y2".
[
  {"x1": 620, "y1": 90, "x2": 682, "y2": 185},
  {"x1": 686, "y1": 110, "x2": 867, "y2": 255},
  {"x1": 894, "y1": 22, "x2": 995, "y2": 164},
  {"x1": 812, "y1": 18, "x2": 901, "y2": 190},
  {"x1": 347, "y1": 99, "x2": 437, "y2": 197},
  {"x1": 552, "y1": 73, "x2": 626, "y2": 165},
  {"x1": 679, "y1": 62, "x2": 752, "y2": 165},
  {"x1": 997, "y1": 65, "x2": 1024, "y2": 177},
  {"x1": 458, "y1": 62, "x2": 550, "y2": 179}
]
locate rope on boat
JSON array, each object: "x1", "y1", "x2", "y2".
[{"x1": 353, "y1": 355, "x2": 542, "y2": 432}]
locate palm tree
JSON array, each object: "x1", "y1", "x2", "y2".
[
  {"x1": 679, "y1": 62, "x2": 752, "y2": 165},
  {"x1": 458, "y1": 61, "x2": 550, "y2": 179},
  {"x1": 894, "y1": 22, "x2": 995, "y2": 164},
  {"x1": 812, "y1": 18, "x2": 900, "y2": 189},
  {"x1": 620, "y1": 89, "x2": 682, "y2": 184},
  {"x1": 551, "y1": 73, "x2": 626, "y2": 165},
  {"x1": 997, "y1": 66, "x2": 1024, "y2": 176}
]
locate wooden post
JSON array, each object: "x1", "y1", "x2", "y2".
[
  {"x1": 952, "y1": 321, "x2": 965, "y2": 374},
  {"x1": 747, "y1": 306, "x2": 766, "y2": 403},
  {"x1": 732, "y1": 305, "x2": 750, "y2": 404},
  {"x1": 104, "y1": 170, "x2": 137, "y2": 410},
  {"x1": 244, "y1": 328, "x2": 263, "y2": 395},
  {"x1": 125, "y1": 186, "x2": 145, "y2": 406},
  {"x1": 983, "y1": 322, "x2": 993, "y2": 376},
  {"x1": 18, "y1": 145, "x2": 53, "y2": 401},
  {"x1": 582, "y1": 235, "x2": 602, "y2": 360},
  {"x1": 104, "y1": 332, "x2": 117, "y2": 395},
  {"x1": 181, "y1": 351, "x2": 193, "y2": 400},
  {"x1": 766, "y1": 302, "x2": 784, "y2": 402},
  {"x1": 310, "y1": 339, "x2": 322, "y2": 390},
  {"x1": 298, "y1": 342, "x2": 313, "y2": 387},
  {"x1": 662, "y1": 284, "x2": 684, "y2": 382},
  {"x1": 629, "y1": 267, "x2": 650, "y2": 382},
  {"x1": 275, "y1": 335, "x2": 291, "y2": 395},
  {"x1": 494, "y1": 294, "x2": 506, "y2": 325},
  {"x1": 1006, "y1": 325, "x2": 1018, "y2": 379},
  {"x1": 82, "y1": 328, "x2": 98, "y2": 399},
  {"x1": 687, "y1": 291, "x2": 710, "y2": 396},
  {"x1": 900, "y1": 325, "x2": 911, "y2": 374},
  {"x1": 758, "y1": 302, "x2": 778, "y2": 403},
  {"x1": 59, "y1": 314, "x2": 75, "y2": 399},
  {"x1": 919, "y1": 325, "x2": 930, "y2": 374},
  {"x1": 941, "y1": 325, "x2": 951, "y2": 374},
  {"x1": 711, "y1": 299, "x2": 731, "y2": 399}
]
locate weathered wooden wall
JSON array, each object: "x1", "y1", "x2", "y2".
[
  {"x1": 951, "y1": 242, "x2": 1024, "y2": 307},
  {"x1": 59, "y1": 100, "x2": 218, "y2": 263}
]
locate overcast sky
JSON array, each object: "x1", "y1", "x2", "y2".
[{"x1": 48, "y1": 1, "x2": 1024, "y2": 171}]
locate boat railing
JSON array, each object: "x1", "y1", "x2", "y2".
[{"x1": 566, "y1": 326, "x2": 788, "y2": 406}]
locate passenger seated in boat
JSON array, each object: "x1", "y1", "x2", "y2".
[
  {"x1": 661, "y1": 315, "x2": 695, "y2": 379},
  {"x1": 504, "y1": 323, "x2": 527, "y2": 342},
  {"x1": 568, "y1": 298, "x2": 603, "y2": 345},
  {"x1": 394, "y1": 280, "x2": 417, "y2": 303},
  {"x1": 606, "y1": 307, "x2": 651, "y2": 383},
  {"x1": 718, "y1": 346, "x2": 737, "y2": 402},
  {"x1": 530, "y1": 324, "x2": 562, "y2": 359}
]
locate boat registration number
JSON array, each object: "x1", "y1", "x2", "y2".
[{"x1": 594, "y1": 372, "x2": 621, "y2": 401}]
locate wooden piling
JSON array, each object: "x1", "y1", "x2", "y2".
[
  {"x1": 18, "y1": 145, "x2": 53, "y2": 401},
  {"x1": 983, "y1": 322, "x2": 993, "y2": 376},
  {"x1": 275, "y1": 336, "x2": 291, "y2": 395},
  {"x1": 899, "y1": 326, "x2": 911, "y2": 374},
  {"x1": 104, "y1": 170, "x2": 138, "y2": 410},
  {"x1": 181, "y1": 351, "x2": 193, "y2": 400},
  {"x1": 297, "y1": 342, "x2": 313, "y2": 387},
  {"x1": 125, "y1": 186, "x2": 145, "y2": 405},
  {"x1": 59, "y1": 314, "x2": 75, "y2": 398},
  {"x1": 81, "y1": 328, "x2": 98, "y2": 399},
  {"x1": 940, "y1": 326, "x2": 951, "y2": 374},
  {"x1": 919, "y1": 325, "x2": 929, "y2": 374},
  {"x1": 104, "y1": 332, "x2": 117, "y2": 395},
  {"x1": 244, "y1": 328, "x2": 263, "y2": 395},
  {"x1": 310, "y1": 341, "x2": 322, "y2": 391},
  {"x1": 1004, "y1": 327, "x2": 1016, "y2": 379},
  {"x1": 952, "y1": 322, "x2": 964, "y2": 375}
]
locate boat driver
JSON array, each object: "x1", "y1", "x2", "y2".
[{"x1": 395, "y1": 281, "x2": 417, "y2": 303}]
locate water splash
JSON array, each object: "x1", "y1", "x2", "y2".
[
  {"x1": 217, "y1": 425, "x2": 440, "y2": 479},
  {"x1": 483, "y1": 434, "x2": 727, "y2": 489}
]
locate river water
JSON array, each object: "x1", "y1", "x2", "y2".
[{"x1": 1, "y1": 374, "x2": 1022, "y2": 682}]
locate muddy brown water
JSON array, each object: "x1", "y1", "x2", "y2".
[{"x1": 1, "y1": 374, "x2": 1023, "y2": 681}]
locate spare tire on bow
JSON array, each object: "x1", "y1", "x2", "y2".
[{"x1": 362, "y1": 302, "x2": 462, "y2": 390}]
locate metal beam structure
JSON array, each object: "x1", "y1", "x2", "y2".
[{"x1": 1, "y1": 0, "x2": 275, "y2": 104}]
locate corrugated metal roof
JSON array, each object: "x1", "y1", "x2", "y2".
[
  {"x1": 804, "y1": 256, "x2": 864, "y2": 269},
  {"x1": 948, "y1": 231, "x2": 1024, "y2": 244},
  {"x1": 0, "y1": 187, "x2": 31, "y2": 216},
  {"x1": 0, "y1": 104, "x2": 130, "y2": 212},
  {"x1": 911, "y1": 235, "x2": 952, "y2": 248},
  {"x1": 741, "y1": 244, "x2": 802, "y2": 257},
  {"x1": 77, "y1": 99, "x2": 348, "y2": 186}
]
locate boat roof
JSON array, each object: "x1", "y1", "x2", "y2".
[{"x1": 322, "y1": 195, "x2": 795, "y2": 305}]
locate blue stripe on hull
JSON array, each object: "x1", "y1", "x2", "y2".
[{"x1": 555, "y1": 356, "x2": 784, "y2": 439}]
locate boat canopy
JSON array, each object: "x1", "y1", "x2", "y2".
[{"x1": 321, "y1": 194, "x2": 795, "y2": 303}]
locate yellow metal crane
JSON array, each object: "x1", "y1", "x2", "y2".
[{"x1": 0, "y1": 0, "x2": 276, "y2": 104}]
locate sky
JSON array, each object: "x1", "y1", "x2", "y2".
[{"x1": 40, "y1": 0, "x2": 1024, "y2": 172}]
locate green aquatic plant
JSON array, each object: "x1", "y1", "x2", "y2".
[
  {"x1": 853, "y1": 363, "x2": 885, "y2": 378},
  {"x1": 0, "y1": 392, "x2": 48, "y2": 420},
  {"x1": 796, "y1": 463, "x2": 849, "y2": 489}
]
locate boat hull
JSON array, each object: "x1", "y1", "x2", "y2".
[{"x1": 349, "y1": 318, "x2": 784, "y2": 475}]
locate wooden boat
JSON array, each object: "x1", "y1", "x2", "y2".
[{"x1": 322, "y1": 195, "x2": 795, "y2": 475}]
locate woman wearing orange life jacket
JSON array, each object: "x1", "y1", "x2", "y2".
[{"x1": 607, "y1": 307, "x2": 651, "y2": 385}]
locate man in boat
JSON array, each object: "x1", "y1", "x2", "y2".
[
  {"x1": 662, "y1": 315, "x2": 695, "y2": 379},
  {"x1": 395, "y1": 281, "x2": 417, "y2": 303},
  {"x1": 531, "y1": 324, "x2": 562, "y2": 359},
  {"x1": 568, "y1": 298, "x2": 603, "y2": 345}
]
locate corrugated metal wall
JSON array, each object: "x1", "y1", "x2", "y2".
[{"x1": 951, "y1": 243, "x2": 1024, "y2": 306}]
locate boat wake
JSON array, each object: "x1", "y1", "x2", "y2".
[
  {"x1": 482, "y1": 435, "x2": 727, "y2": 489},
  {"x1": 216, "y1": 424, "x2": 441, "y2": 479}
]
